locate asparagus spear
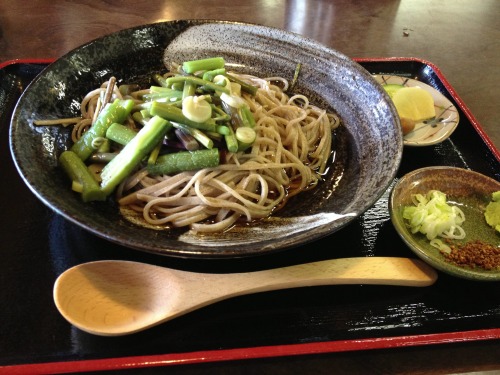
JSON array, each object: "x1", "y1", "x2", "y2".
[
  {"x1": 147, "y1": 148, "x2": 220, "y2": 176},
  {"x1": 105, "y1": 123, "x2": 138, "y2": 146},
  {"x1": 59, "y1": 150, "x2": 106, "y2": 202},
  {"x1": 182, "y1": 57, "x2": 225, "y2": 74},
  {"x1": 71, "y1": 99, "x2": 134, "y2": 161},
  {"x1": 100, "y1": 115, "x2": 170, "y2": 196}
]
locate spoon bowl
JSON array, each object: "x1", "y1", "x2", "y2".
[{"x1": 54, "y1": 257, "x2": 437, "y2": 336}]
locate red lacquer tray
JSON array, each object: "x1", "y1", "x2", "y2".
[{"x1": 0, "y1": 58, "x2": 498, "y2": 374}]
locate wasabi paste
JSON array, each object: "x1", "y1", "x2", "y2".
[{"x1": 484, "y1": 191, "x2": 500, "y2": 233}]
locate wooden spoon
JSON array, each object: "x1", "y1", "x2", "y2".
[{"x1": 53, "y1": 257, "x2": 437, "y2": 336}]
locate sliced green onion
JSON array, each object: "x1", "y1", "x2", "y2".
[
  {"x1": 430, "y1": 239, "x2": 451, "y2": 254},
  {"x1": 203, "y1": 68, "x2": 226, "y2": 82},
  {"x1": 220, "y1": 92, "x2": 246, "y2": 109},
  {"x1": 182, "y1": 95, "x2": 212, "y2": 123},
  {"x1": 402, "y1": 190, "x2": 466, "y2": 241},
  {"x1": 235, "y1": 126, "x2": 256, "y2": 144}
]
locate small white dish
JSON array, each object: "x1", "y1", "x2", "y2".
[{"x1": 374, "y1": 75, "x2": 460, "y2": 146}]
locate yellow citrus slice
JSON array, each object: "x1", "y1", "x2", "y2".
[
  {"x1": 382, "y1": 84, "x2": 404, "y2": 98},
  {"x1": 391, "y1": 86, "x2": 436, "y2": 122}
]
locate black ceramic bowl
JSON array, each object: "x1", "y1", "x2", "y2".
[{"x1": 10, "y1": 20, "x2": 402, "y2": 258}]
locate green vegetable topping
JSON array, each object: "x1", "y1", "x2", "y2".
[
  {"x1": 59, "y1": 150, "x2": 106, "y2": 202},
  {"x1": 105, "y1": 123, "x2": 137, "y2": 146},
  {"x1": 235, "y1": 127, "x2": 256, "y2": 151},
  {"x1": 100, "y1": 115, "x2": 171, "y2": 196},
  {"x1": 150, "y1": 102, "x2": 217, "y2": 132},
  {"x1": 147, "y1": 148, "x2": 220, "y2": 176},
  {"x1": 182, "y1": 57, "x2": 225, "y2": 74},
  {"x1": 402, "y1": 190, "x2": 466, "y2": 241},
  {"x1": 182, "y1": 95, "x2": 212, "y2": 123},
  {"x1": 55, "y1": 57, "x2": 262, "y2": 204},
  {"x1": 71, "y1": 99, "x2": 134, "y2": 161}
]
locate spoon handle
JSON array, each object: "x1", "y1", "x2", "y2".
[{"x1": 196, "y1": 257, "x2": 437, "y2": 301}]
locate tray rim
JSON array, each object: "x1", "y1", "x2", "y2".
[
  {"x1": 1, "y1": 328, "x2": 499, "y2": 374},
  {"x1": 1, "y1": 57, "x2": 499, "y2": 373}
]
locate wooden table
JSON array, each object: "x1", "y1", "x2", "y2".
[
  {"x1": 1, "y1": 1, "x2": 499, "y2": 374},
  {"x1": 1, "y1": 0, "x2": 499, "y2": 150}
]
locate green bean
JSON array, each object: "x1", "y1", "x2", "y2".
[
  {"x1": 221, "y1": 100, "x2": 254, "y2": 129},
  {"x1": 147, "y1": 141, "x2": 163, "y2": 165},
  {"x1": 132, "y1": 111, "x2": 150, "y2": 127},
  {"x1": 89, "y1": 152, "x2": 117, "y2": 163},
  {"x1": 212, "y1": 105, "x2": 231, "y2": 122},
  {"x1": 149, "y1": 86, "x2": 179, "y2": 93},
  {"x1": 288, "y1": 62, "x2": 302, "y2": 93},
  {"x1": 206, "y1": 131, "x2": 223, "y2": 142},
  {"x1": 119, "y1": 84, "x2": 140, "y2": 96}
]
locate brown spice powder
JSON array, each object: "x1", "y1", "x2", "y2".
[{"x1": 443, "y1": 240, "x2": 500, "y2": 270}]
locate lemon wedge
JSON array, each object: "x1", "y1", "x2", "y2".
[
  {"x1": 391, "y1": 87, "x2": 436, "y2": 122},
  {"x1": 382, "y1": 84, "x2": 404, "y2": 98}
]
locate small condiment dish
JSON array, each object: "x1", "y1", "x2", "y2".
[
  {"x1": 374, "y1": 75, "x2": 460, "y2": 146},
  {"x1": 389, "y1": 166, "x2": 500, "y2": 281}
]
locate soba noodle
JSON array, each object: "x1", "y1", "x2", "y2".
[{"x1": 44, "y1": 68, "x2": 341, "y2": 233}]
